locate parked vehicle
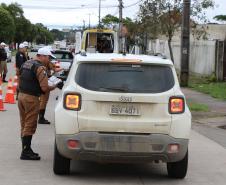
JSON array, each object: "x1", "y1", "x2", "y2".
[
  {"x1": 54, "y1": 53, "x2": 191, "y2": 178},
  {"x1": 51, "y1": 50, "x2": 74, "y2": 80},
  {"x1": 31, "y1": 44, "x2": 45, "y2": 52},
  {"x1": 5, "y1": 47, "x2": 12, "y2": 63}
]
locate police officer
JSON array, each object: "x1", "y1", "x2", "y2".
[
  {"x1": 18, "y1": 47, "x2": 56, "y2": 160},
  {"x1": 0, "y1": 42, "x2": 8, "y2": 82},
  {"x1": 16, "y1": 43, "x2": 27, "y2": 99},
  {"x1": 23, "y1": 41, "x2": 30, "y2": 61},
  {"x1": 39, "y1": 51, "x2": 63, "y2": 124},
  {"x1": 16, "y1": 43, "x2": 27, "y2": 75}
]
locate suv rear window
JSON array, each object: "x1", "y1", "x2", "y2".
[{"x1": 75, "y1": 63, "x2": 175, "y2": 93}]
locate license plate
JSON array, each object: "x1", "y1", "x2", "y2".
[{"x1": 110, "y1": 104, "x2": 140, "y2": 116}]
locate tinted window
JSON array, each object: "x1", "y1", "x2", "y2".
[{"x1": 75, "y1": 63, "x2": 174, "y2": 93}]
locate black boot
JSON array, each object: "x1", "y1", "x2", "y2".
[
  {"x1": 20, "y1": 135, "x2": 40, "y2": 160},
  {"x1": 38, "y1": 109, "x2": 50, "y2": 124},
  {"x1": 3, "y1": 74, "x2": 7, "y2": 83},
  {"x1": 20, "y1": 136, "x2": 39, "y2": 156}
]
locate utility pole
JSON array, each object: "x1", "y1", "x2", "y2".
[
  {"x1": 83, "y1": 20, "x2": 86, "y2": 30},
  {"x1": 118, "y1": 0, "x2": 123, "y2": 53},
  {"x1": 180, "y1": 0, "x2": 191, "y2": 87},
  {"x1": 88, "y1": 13, "x2": 91, "y2": 29},
  {"x1": 98, "y1": 0, "x2": 101, "y2": 27}
]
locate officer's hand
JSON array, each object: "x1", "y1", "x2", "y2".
[
  {"x1": 48, "y1": 85, "x2": 56, "y2": 91},
  {"x1": 57, "y1": 81, "x2": 64, "y2": 89},
  {"x1": 55, "y1": 68, "x2": 63, "y2": 72}
]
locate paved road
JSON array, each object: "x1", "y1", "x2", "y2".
[{"x1": 0, "y1": 61, "x2": 226, "y2": 185}]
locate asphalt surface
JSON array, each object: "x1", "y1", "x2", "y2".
[{"x1": 0, "y1": 60, "x2": 226, "y2": 184}]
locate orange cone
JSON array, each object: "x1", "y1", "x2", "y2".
[
  {"x1": 0, "y1": 77, "x2": 6, "y2": 111},
  {"x1": 12, "y1": 75, "x2": 18, "y2": 94},
  {"x1": 4, "y1": 78, "x2": 15, "y2": 104}
]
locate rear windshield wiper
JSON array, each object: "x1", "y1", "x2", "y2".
[{"x1": 99, "y1": 86, "x2": 129, "y2": 92}]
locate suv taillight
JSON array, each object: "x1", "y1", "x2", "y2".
[
  {"x1": 169, "y1": 97, "x2": 185, "y2": 114},
  {"x1": 64, "y1": 93, "x2": 81, "y2": 111}
]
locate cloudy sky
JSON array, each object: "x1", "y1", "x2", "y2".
[{"x1": 0, "y1": 0, "x2": 225, "y2": 28}]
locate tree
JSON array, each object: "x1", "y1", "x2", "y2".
[
  {"x1": 138, "y1": 1, "x2": 162, "y2": 40},
  {"x1": 214, "y1": 15, "x2": 226, "y2": 22},
  {"x1": 35, "y1": 23, "x2": 53, "y2": 44},
  {"x1": 1, "y1": 3, "x2": 54, "y2": 45},
  {"x1": 102, "y1": 14, "x2": 119, "y2": 27},
  {"x1": 14, "y1": 16, "x2": 32, "y2": 44},
  {"x1": 138, "y1": 0, "x2": 215, "y2": 62},
  {"x1": 0, "y1": 6, "x2": 15, "y2": 43},
  {"x1": 1, "y1": 2, "x2": 23, "y2": 18},
  {"x1": 1, "y1": 3, "x2": 32, "y2": 45},
  {"x1": 101, "y1": 14, "x2": 138, "y2": 49},
  {"x1": 159, "y1": 6, "x2": 182, "y2": 62},
  {"x1": 137, "y1": 1, "x2": 164, "y2": 54},
  {"x1": 27, "y1": 24, "x2": 38, "y2": 44},
  {"x1": 50, "y1": 29, "x2": 65, "y2": 41}
]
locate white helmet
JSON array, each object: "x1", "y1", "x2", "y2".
[
  {"x1": 0, "y1": 42, "x2": 6, "y2": 46},
  {"x1": 19, "y1": 43, "x2": 25, "y2": 49},
  {"x1": 23, "y1": 41, "x2": 29, "y2": 47}
]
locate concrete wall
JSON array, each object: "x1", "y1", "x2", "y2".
[
  {"x1": 148, "y1": 39, "x2": 216, "y2": 76},
  {"x1": 189, "y1": 40, "x2": 216, "y2": 75},
  {"x1": 203, "y1": 24, "x2": 226, "y2": 41},
  {"x1": 160, "y1": 24, "x2": 226, "y2": 42}
]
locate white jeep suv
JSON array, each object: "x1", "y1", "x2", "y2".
[{"x1": 54, "y1": 53, "x2": 191, "y2": 178}]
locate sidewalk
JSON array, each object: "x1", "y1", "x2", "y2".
[
  {"x1": 182, "y1": 88, "x2": 226, "y2": 148},
  {"x1": 182, "y1": 87, "x2": 226, "y2": 124},
  {"x1": 182, "y1": 88, "x2": 226, "y2": 114}
]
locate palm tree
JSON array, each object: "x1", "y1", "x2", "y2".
[{"x1": 214, "y1": 15, "x2": 226, "y2": 22}]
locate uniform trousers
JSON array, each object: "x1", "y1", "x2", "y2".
[
  {"x1": 0, "y1": 60, "x2": 7, "y2": 76},
  {"x1": 39, "y1": 91, "x2": 50, "y2": 110},
  {"x1": 18, "y1": 93, "x2": 39, "y2": 136}
]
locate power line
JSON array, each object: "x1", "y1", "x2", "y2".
[
  {"x1": 22, "y1": 4, "x2": 118, "y2": 10},
  {"x1": 112, "y1": 8, "x2": 119, "y2": 16},
  {"x1": 124, "y1": 0, "x2": 143, "y2": 8},
  {"x1": 21, "y1": 1, "x2": 142, "y2": 10}
]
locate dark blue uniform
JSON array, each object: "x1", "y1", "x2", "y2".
[{"x1": 16, "y1": 51, "x2": 27, "y2": 69}]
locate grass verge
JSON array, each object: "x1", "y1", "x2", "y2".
[
  {"x1": 188, "y1": 75, "x2": 226, "y2": 100},
  {"x1": 187, "y1": 101, "x2": 209, "y2": 112}
]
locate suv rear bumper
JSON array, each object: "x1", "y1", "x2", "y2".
[{"x1": 56, "y1": 132, "x2": 188, "y2": 163}]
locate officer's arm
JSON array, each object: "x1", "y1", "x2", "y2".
[
  {"x1": 26, "y1": 52, "x2": 30, "y2": 60},
  {"x1": 15, "y1": 53, "x2": 20, "y2": 76},
  {"x1": 36, "y1": 66, "x2": 55, "y2": 92}
]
